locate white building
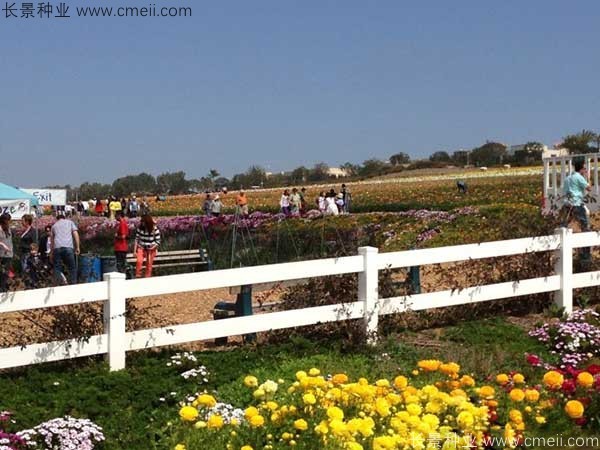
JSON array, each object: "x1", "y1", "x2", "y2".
[{"x1": 326, "y1": 167, "x2": 349, "y2": 178}]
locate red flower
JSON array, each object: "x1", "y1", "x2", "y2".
[
  {"x1": 562, "y1": 379, "x2": 577, "y2": 395},
  {"x1": 566, "y1": 366, "x2": 581, "y2": 378},
  {"x1": 575, "y1": 417, "x2": 588, "y2": 426},
  {"x1": 526, "y1": 354, "x2": 541, "y2": 366},
  {"x1": 587, "y1": 364, "x2": 600, "y2": 375}
]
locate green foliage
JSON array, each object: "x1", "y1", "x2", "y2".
[
  {"x1": 561, "y1": 129, "x2": 599, "y2": 154},
  {"x1": 470, "y1": 141, "x2": 507, "y2": 166},
  {"x1": 429, "y1": 151, "x2": 451, "y2": 162},
  {"x1": 1, "y1": 317, "x2": 585, "y2": 449},
  {"x1": 389, "y1": 152, "x2": 411, "y2": 165}
]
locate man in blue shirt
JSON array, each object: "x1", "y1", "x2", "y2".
[{"x1": 563, "y1": 159, "x2": 592, "y2": 260}]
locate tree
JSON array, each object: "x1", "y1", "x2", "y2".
[
  {"x1": 112, "y1": 173, "x2": 157, "y2": 197},
  {"x1": 308, "y1": 162, "x2": 330, "y2": 182},
  {"x1": 389, "y1": 152, "x2": 411, "y2": 166},
  {"x1": 561, "y1": 130, "x2": 597, "y2": 154},
  {"x1": 451, "y1": 150, "x2": 470, "y2": 166},
  {"x1": 470, "y1": 142, "x2": 507, "y2": 167},
  {"x1": 231, "y1": 166, "x2": 267, "y2": 189},
  {"x1": 513, "y1": 142, "x2": 544, "y2": 165},
  {"x1": 340, "y1": 162, "x2": 360, "y2": 176},
  {"x1": 156, "y1": 171, "x2": 189, "y2": 194},
  {"x1": 290, "y1": 166, "x2": 309, "y2": 184},
  {"x1": 429, "y1": 151, "x2": 451, "y2": 163},
  {"x1": 359, "y1": 159, "x2": 388, "y2": 177}
]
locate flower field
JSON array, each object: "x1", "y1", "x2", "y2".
[{"x1": 144, "y1": 172, "x2": 542, "y2": 216}]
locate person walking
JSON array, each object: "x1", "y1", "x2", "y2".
[
  {"x1": 236, "y1": 190, "x2": 249, "y2": 217},
  {"x1": 0, "y1": 213, "x2": 13, "y2": 292},
  {"x1": 128, "y1": 196, "x2": 140, "y2": 218},
  {"x1": 134, "y1": 214, "x2": 161, "y2": 278},
  {"x1": 109, "y1": 196, "x2": 122, "y2": 220},
  {"x1": 563, "y1": 158, "x2": 593, "y2": 262},
  {"x1": 38, "y1": 224, "x2": 52, "y2": 262},
  {"x1": 289, "y1": 188, "x2": 301, "y2": 215},
  {"x1": 316, "y1": 191, "x2": 326, "y2": 213},
  {"x1": 280, "y1": 189, "x2": 291, "y2": 216},
  {"x1": 18, "y1": 214, "x2": 36, "y2": 274},
  {"x1": 50, "y1": 213, "x2": 80, "y2": 285},
  {"x1": 94, "y1": 198, "x2": 105, "y2": 216},
  {"x1": 140, "y1": 196, "x2": 150, "y2": 216},
  {"x1": 299, "y1": 188, "x2": 307, "y2": 215},
  {"x1": 202, "y1": 193, "x2": 213, "y2": 217},
  {"x1": 211, "y1": 195, "x2": 223, "y2": 217},
  {"x1": 341, "y1": 184, "x2": 352, "y2": 214},
  {"x1": 114, "y1": 211, "x2": 129, "y2": 273}
]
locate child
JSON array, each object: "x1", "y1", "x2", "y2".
[{"x1": 24, "y1": 243, "x2": 49, "y2": 288}]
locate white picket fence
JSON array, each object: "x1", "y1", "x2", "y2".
[{"x1": 2, "y1": 227, "x2": 600, "y2": 372}]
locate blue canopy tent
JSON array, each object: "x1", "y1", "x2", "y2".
[{"x1": 0, "y1": 182, "x2": 40, "y2": 219}]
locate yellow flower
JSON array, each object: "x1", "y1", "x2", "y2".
[
  {"x1": 249, "y1": 414, "x2": 265, "y2": 427},
  {"x1": 375, "y1": 398, "x2": 391, "y2": 417},
  {"x1": 326, "y1": 406, "x2": 344, "y2": 421},
  {"x1": 512, "y1": 373, "x2": 525, "y2": 384},
  {"x1": 314, "y1": 420, "x2": 329, "y2": 435},
  {"x1": 393, "y1": 375, "x2": 408, "y2": 390},
  {"x1": 308, "y1": 368, "x2": 320, "y2": 376},
  {"x1": 265, "y1": 401, "x2": 278, "y2": 411},
  {"x1": 478, "y1": 385, "x2": 495, "y2": 399},
  {"x1": 417, "y1": 360, "x2": 441, "y2": 372},
  {"x1": 245, "y1": 406, "x2": 259, "y2": 419},
  {"x1": 509, "y1": 389, "x2": 525, "y2": 402},
  {"x1": 439, "y1": 362, "x2": 460, "y2": 376},
  {"x1": 196, "y1": 394, "x2": 216, "y2": 408},
  {"x1": 509, "y1": 409, "x2": 523, "y2": 424},
  {"x1": 253, "y1": 389, "x2": 265, "y2": 399},
  {"x1": 346, "y1": 443, "x2": 364, "y2": 450},
  {"x1": 576, "y1": 372, "x2": 594, "y2": 389},
  {"x1": 261, "y1": 380, "x2": 278, "y2": 394},
  {"x1": 373, "y1": 435, "x2": 396, "y2": 450},
  {"x1": 543, "y1": 371, "x2": 564, "y2": 390},
  {"x1": 241, "y1": 446, "x2": 254, "y2": 450},
  {"x1": 456, "y1": 411, "x2": 474, "y2": 429},
  {"x1": 194, "y1": 421, "x2": 207, "y2": 429},
  {"x1": 243, "y1": 375, "x2": 258, "y2": 388},
  {"x1": 496, "y1": 374, "x2": 509, "y2": 386},
  {"x1": 302, "y1": 393, "x2": 317, "y2": 405},
  {"x1": 294, "y1": 419, "x2": 308, "y2": 431},
  {"x1": 535, "y1": 416, "x2": 546, "y2": 424},
  {"x1": 459, "y1": 375, "x2": 475, "y2": 387},
  {"x1": 178, "y1": 406, "x2": 198, "y2": 422},
  {"x1": 207, "y1": 414, "x2": 224, "y2": 429},
  {"x1": 281, "y1": 432, "x2": 293, "y2": 440},
  {"x1": 329, "y1": 419, "x2": 347, "y2": 436},
  {"x1": 565, "y1": 400, "x2": 584, "y2": 419},
  {"x1": 174, "y1": 445, "x2": 186, "y2": 450},
  {"x1": 406, "y1": 403, "x2": 422, "y2": 416},
  {"x1": 295, "y1": 370, "x2": 307, "y2": 380},
  {"x1": 332, "y1": 373, "x2": 349, "y2": 385},
  {"x1": 525, "y1": 389, "x2": 540, "y2": 403}
]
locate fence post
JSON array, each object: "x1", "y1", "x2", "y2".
[
  {"x1": 358, "y1": 246, "x2": 379, "y2": 345},
  {"x1": 104, "y1": 272, "x2": 127, "y2": 371},
  {"x1": 554, "y1": 227, "x2": 573, "y2": 315}
]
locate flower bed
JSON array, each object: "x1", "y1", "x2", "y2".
[{"x1": 170, "y1": 358, "x2": 600, "y2": 450}]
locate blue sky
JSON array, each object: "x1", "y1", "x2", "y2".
[{"x1": 1, "y1": 1, "x2": 599, "y2": 186}]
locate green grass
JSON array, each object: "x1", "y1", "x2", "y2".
[{"x1": 0, "y1": 317, "x2": 588, "y2": 449}]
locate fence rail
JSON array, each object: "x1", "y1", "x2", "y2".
[{"x1": 1, "y1": 227, "x2": 598, "y2": 371}]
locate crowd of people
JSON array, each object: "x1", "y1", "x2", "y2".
[
  {"x1": 53, "y1": 195, "x2": 152, "y2": 220},
  {"x1": 0, "y1": 210, "x2": 161, "y2": 292},
  {"x1": 0, "y1": 183, "x2": 354, "y2": 292},
  {"x1": 279, "y1": 184, "x2": 351, "y2": 216}
]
